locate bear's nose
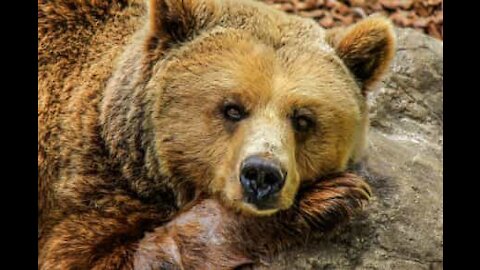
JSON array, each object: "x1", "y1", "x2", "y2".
[{"x1": 240, "y1": 155, "x2": 286, "y2": 208}]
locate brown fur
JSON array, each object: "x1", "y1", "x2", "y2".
[{"x1": 38, "y1": 0, "x2": 394, "y2": 268}]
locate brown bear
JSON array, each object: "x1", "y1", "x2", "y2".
[{"x1": 38, "y1": 0, "x2": 395, "y2": 269}]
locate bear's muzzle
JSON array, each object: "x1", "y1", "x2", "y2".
[{"x1": 240, "y1": 155, "x2": 286, "y2": 210}]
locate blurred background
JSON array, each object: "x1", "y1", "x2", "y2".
[{"x1": 261, "y1": 0, "x2": 443, "y2": 40}]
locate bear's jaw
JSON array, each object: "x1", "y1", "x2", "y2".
[
  {"x1": 217, "y1": 181, "x2": 296, "y2": 216},
  {"x1": 235, "y1": 201, "x2": 283, "y2": 217}
]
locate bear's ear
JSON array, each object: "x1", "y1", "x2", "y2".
[
  {"x1": 147, "y1": 0, "x2": 221, "y2": 49},
  {"x1": 326, "y1": 16, "x2": 396, "y2": 93}
]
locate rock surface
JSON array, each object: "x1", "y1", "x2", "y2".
[{"x1": 256, "y1": 28, "x2": 443, "y2": 270}]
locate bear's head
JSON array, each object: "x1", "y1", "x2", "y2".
[{"x1": 102, "y1": 0, "x2": 395, "y2": 215}]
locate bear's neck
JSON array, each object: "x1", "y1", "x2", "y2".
[{"x1": 99, "y1": 36, "x2": 173, "y2": 203}]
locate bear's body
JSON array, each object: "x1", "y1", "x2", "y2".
[{"x1": 39, "y1": 0, "x2": 394, "y2": 269}]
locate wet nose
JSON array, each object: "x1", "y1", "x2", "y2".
[{"x1": 240, "y1": 156, "x2": 286, "y2": 206}]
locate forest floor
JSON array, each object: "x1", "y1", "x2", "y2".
[{"x1": 263, "y1": 0, "x2": 443, "y2": 40}]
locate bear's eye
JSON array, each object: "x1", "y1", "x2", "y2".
[
  {"x1": 223, "y1": 103, "x2": 246, "y2": 122},
  {"x1": 291, "y1": 109, "x2": 315, "y2": 132}
]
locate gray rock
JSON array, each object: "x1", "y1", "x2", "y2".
[{"x1": 256, "y1": 28, "x2": 443, "y2": 270}]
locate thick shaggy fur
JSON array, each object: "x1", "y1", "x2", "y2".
[{"x1": 38, "y1": 0, "x2": 394, "y2": 268}]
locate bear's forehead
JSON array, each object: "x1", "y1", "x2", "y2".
[
  {"x1": 188, "y1": 35, "x2": 353, "y2": 91},
  {"x1": 162, "y1": 41, "x2": 359, "y2": 118},
  {"x1": 159, "y1": 18, "x2": 361, "y2": 112}
]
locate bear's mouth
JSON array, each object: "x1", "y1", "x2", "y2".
[{"x1": 244, "y1": 193, "x2": 280, "y2": 211}]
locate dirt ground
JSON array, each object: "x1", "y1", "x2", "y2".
[{"x1": 262, "y1": 0, "x2": 443, "y2": 40}]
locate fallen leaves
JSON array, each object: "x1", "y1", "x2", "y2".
[{"x1": 263, "y1": 0, "x2": 443, "y2": 40}]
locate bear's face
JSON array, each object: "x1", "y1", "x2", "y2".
[{"x1": 145, "y1": 0, "x2": 395, "y2": 215}]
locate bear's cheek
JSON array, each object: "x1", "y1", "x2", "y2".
[
  {"x1": 154, "y1": 118, "x2": 226, "y2": 188},
  {"x1": 295, "y1": 142, "x2": 339, "y2": 181},
  {"x1": 294, "y1": 123, "x2": 360, "y2": 181},
  {"x1": 208, "y1": 130, "x2": 246, "y2": 203}
]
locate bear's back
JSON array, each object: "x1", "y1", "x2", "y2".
[{"x1": 38, "y1": 0, "x2": 146, "y2": 234}]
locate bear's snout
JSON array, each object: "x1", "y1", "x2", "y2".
[{"x1": 239, "y1": 155, "x2": 286, "y2": 209}]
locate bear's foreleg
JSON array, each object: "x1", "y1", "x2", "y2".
[
  {"x1": 233, "y1": 172, "x2": 372, "y2": 265},
  {"x1": 38, "y1": 206, "x2": 176, "y2": 270},
  {"x1": 132, "y1": 173, "x2": 371, "y2": 269},
  {"x1": 39, "y1": 173, "x2": 369, "y2": 269}
]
